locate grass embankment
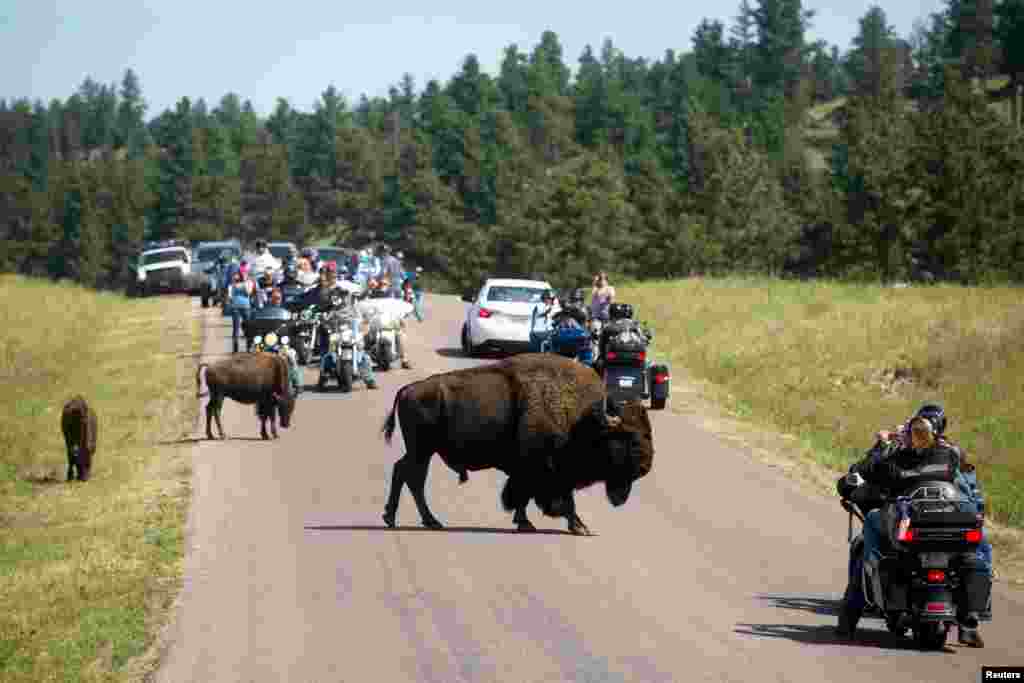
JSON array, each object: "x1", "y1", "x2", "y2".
[
  {"x1": 620, "y1": 278, "x2": 1024, "y2": 578},
  {"x1": 0, "y1": 275, "x2": 200, "y2": 681}
]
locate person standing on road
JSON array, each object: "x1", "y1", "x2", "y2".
[
  {"x1": 228, "y1": 270, "x2": 255, "y2": 353},
  {"x1": 590, "y1": 272, "x2": 615, "y2": 322}
]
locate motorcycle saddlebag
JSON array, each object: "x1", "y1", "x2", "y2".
[{"x1": 649, "y1": 363, "x2": 670, "y2": 401}]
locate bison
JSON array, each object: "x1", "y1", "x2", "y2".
[
  {"x1": 61, "y1": 395, "x2": 98, "y2": 482},
  {"x1": 381, "y1": 353, "x2": 654, "y2": 535},
  {"x1": 196, "y1": 352, "x2": 297, "y2": 440}
]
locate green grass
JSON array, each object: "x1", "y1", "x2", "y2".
[
  {"x1": 0, "y1": 274, "x2": 200, "y2": 682},
  {"x1": 620, "y1": 277, "x2": 1024, "y2": 528}
]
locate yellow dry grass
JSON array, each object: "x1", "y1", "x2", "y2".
[
  {"x1": 0, "y1": 274, "x2": 201, "y2": 681},
  {"x1": 621, "y1": 276, "x2": 1024, "y2": 583}
]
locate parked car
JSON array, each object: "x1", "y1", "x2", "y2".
[
  {"x1": 192, "y1": 239, "x2": 242, "y2": 307},
  {"x1": 267, "y1": 241, "x2": 298, "y2": 262},
  {"x1": 460, "y1": 278, "x2": 554, "y2": 356},
  {"x1": 135, "y1": 240, "x2": 199, "y2": 296},
  {"x1": 314, "y1": 246, "x2": 356, "y2": 272}
]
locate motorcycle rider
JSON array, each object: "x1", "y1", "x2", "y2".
[
  {"x1": 529, "y1": 289, "x2": 560, "y2": 352},
  {"x1": 836, "y1": 406, "x2": 990, "y2": 647},
  {"x1": 249, "y1": 239, "x2": 281, "y2": 275}
]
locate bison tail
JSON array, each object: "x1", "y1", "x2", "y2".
[
  {"x1": 196, "y1": 363, "x2": 209, "y2": 398},
  {"x1": 381, "y1": 386, "x2": 405, "y2": 445}
]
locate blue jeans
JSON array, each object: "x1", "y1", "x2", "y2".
[
  {"x1": 414, "y1": 291, "x2": 424, "y2": 321},
  {"x1": 231, "y1": 306, "x2": 251, "y2": 352}
]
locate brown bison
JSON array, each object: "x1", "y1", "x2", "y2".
[
  {"x1": 381, "y1": 353, "x2": 654, "y2": 535},
  {"x1": 61, "y1": 395, "x2": 98, "y2": 481},
  {"x1": 196, "y1": 353, "x2": 296, "y2": 440}
]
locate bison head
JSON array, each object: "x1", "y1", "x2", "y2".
[
  {"x1": 595, "y1": 399, "x2": 653, "y2": 506},
  {"x1": 275, "y1": 391, "x2": 296, "y2": 428}
]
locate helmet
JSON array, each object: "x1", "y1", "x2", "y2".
[
  {"x1": 609, "y1": 303, "x2": 633, "y2": 320},
  {"x1": 541, "y1": 289, "x2": 555, "y2": 302},
  {"x1": 301, "y1": 246, "x2": 317, "y2": 261},
  {"x1": 915, "y1": 403, "x2": 947, "y2": 435},
  {"x1": 255, "y1": 239, "x2": 267, "y2": 250}
]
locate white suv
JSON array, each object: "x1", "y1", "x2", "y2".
[
  {"x1": 135, "y1": 241, "x2": 196, "y2": 296},
  {"x1": 460, "y1": 278, "x2": 556, "y2": 356}
]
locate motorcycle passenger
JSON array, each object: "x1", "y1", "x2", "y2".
[
  {"x1": 873, "y1": 404, "x2": 994, "y2": 581},
  {"x1": 835, "y1": 409, "x2": 991, "y2": 647},
  {"x1": 228, "y1": 270, "x2": 256, "y2": 353},
  {"x1": 379, "y1": 245, "x2": 404, "y2": 298},
  {"x1": 590, "y1": 272, "x2": 616, "y2": 322},
  {"x1": 249, "y1": 239, "x2": 281, "y2": 274}
]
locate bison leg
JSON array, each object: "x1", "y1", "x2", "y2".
[
  {"x1": 269, "y1": 410, "x2": 279, "y2": 439},
  {"x1": 66, "y1": 444, "x2": 78, "y2": 482},
  {"x1": 405, "y1": 457, "x2": 444, "y2": 529},
  {"x1": 382, "y1": 456, "x2": 407, "y2": 528},
  {"x1": 513, "y1": 506, "x2": 536, "y2": 532},
  {"x1": 206, "y1": 394, "x2": 227, "y2": 440},
  {"x1": 564, "y1": 495, "x2": 592, "y2": 536}
]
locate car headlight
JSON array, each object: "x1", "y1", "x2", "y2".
[{"x1": 265, "y1": 332, "x2": 278, "y2": 347}]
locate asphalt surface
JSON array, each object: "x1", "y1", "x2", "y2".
[{"x1": 157, "y1": 294, "x2": 1024, "y2": 683}]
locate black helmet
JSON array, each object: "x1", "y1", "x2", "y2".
[
  {"x1": 609, "y1": 302, "x2": 633, "y2": 320},
  {"x1": 915, "y1": 403, "x2": 947, "y2": 435}
]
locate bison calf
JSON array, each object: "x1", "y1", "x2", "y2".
[
  {"x1": 196, "y1": 352, "x2": 296, "y2": 440},
  {"x1": 61, "y1": 395, "x2": 98, "y2": 482}
]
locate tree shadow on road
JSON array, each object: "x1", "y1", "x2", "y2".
[{"x1": 304, "y1": 524, "x2": 582, "y2": 536}]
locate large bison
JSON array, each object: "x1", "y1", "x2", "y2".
[
  {"x1": 196, "y1": 353, "x2": 296, "y2": 440},
  {"x1": 381, "y1": 353, "x2": 654, "y2": 535},
  {"x1": 61, "y1": 395, "x2": 98, "y2": 481}
]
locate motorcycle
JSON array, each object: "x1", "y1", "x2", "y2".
[
  {"x1": 595, "y1": 303, "x2": 670, "y2": 410},
  {"x1": 356, "y1": 297, "x2": 412, "y2": 371},
  {"x1": 542, "y1": 308, "x2": 594, "y2": 366},
  {"x1": 317, "y1": 309, "x2": 362, "y2": 392},
  {"x1": 840, "y1": 475, "x2": 991, "y2": 649}
]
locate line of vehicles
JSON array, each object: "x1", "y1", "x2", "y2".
[{"x1": 460, "y1": 277, "x2": 672, "y2": 411}]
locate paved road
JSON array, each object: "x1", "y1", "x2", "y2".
[{"x1": 157, "y1": 294, "x2": 1024, "y2": 683}]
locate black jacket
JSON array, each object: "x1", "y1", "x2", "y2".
[{"x1": 854, "y1": 442, "x2": 960, "y2": 494}]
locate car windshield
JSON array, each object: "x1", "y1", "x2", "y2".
[
  {"x1": 197, "y1": 246, "x2": 239, "y2": 262},
  {"x1": 317, "y1": 249, "x2": 346, "y2": 263},
  {"x1": 268, "y1": 245, "x2": 294, "y2": 260},
  {"x1": 142, "y1": 250, "x2": 187, "y2": 266},
  {"x1": 486, "y1": 286, "x2": 547, "y2": 303}
]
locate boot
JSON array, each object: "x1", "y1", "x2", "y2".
[
  {"x1": 958, "y1": 615, "x2": 985, "y2": 648},
  {"x1": 834, "y1": 588, "x2": 862, "y2": 639}
]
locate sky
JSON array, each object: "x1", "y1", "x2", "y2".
[{"x1": 2, "y1": 0, "x2": 946, "y2": 119}]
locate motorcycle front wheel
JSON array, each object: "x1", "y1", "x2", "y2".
[{"x1": 339, "y1": 363, "x2": 354, "y2": 393}]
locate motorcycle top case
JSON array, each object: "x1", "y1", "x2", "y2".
[{"x1": 605, "y1": 364, "x2": 646, "y2": 404}]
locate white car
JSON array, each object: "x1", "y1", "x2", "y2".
[{"x1": 460, "y1": 278, "x2": 557, "y2": 356}]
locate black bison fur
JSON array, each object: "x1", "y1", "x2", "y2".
[
  {"x1": 61, "y1": 395, "x2": 98, "y2": 482},
  {"x1": 380, "y1": 353, "x2": 654, "y2": 535},
  {"x1": 196, "y1": 353, "x2": 296, "y2": 440}
]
